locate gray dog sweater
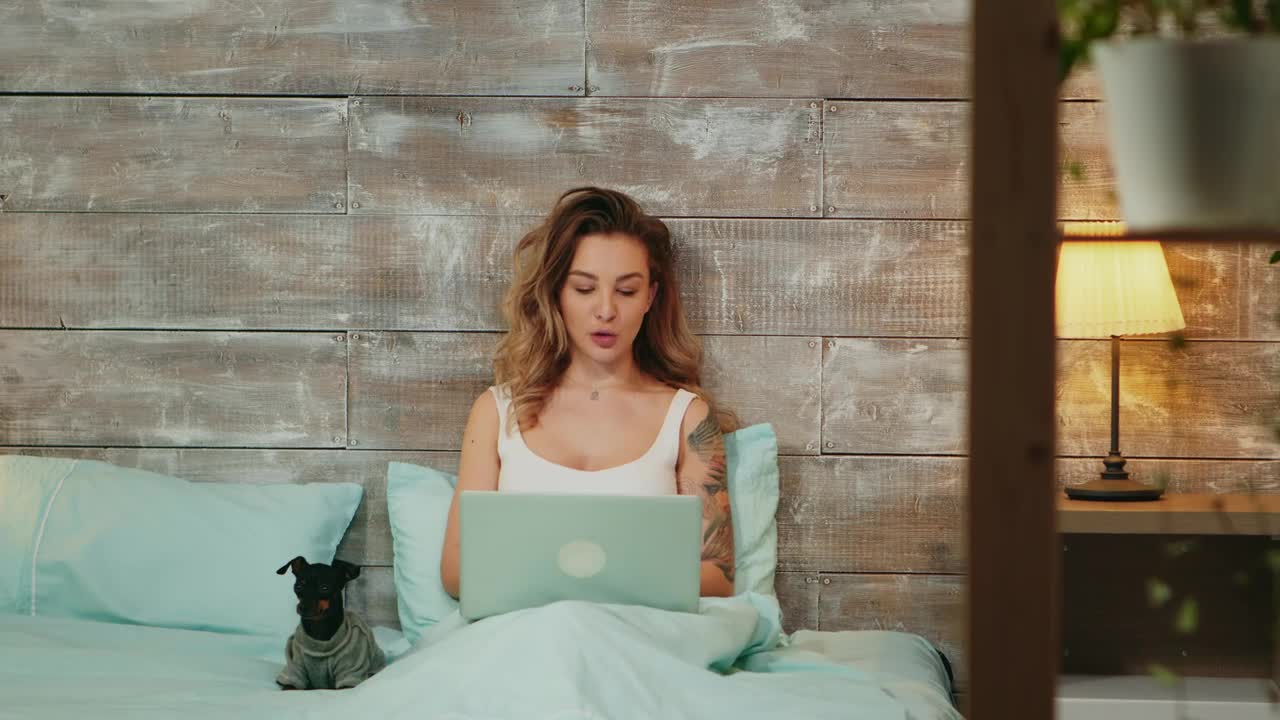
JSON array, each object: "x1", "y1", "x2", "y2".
[{"x1": 276, "y1": 611, "x2": 386, "y2": 690}]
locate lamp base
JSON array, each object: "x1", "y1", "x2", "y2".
[{"x1": 1064, "y1": 477, "x2": 1164, "y2": 501}]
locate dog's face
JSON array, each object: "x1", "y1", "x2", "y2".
[{"x1": 276, "y1": 557, "x2": 360, "y2": 621}]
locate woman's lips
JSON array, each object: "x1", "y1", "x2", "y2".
[{"x1": 590, "y1": 332, "x2": 617, "y2": 348}]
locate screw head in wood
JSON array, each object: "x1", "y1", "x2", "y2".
[
  {"x1": 808, "y1": 340, "x2": 816, "y2": 347},
  {"x1": 827, "y1": 206, "x2": 836, "y2": 213},
  {"x1": 351, "y1": 99, "x2": 361, "y2": 106},
  {"x1": 827, "y1": 105, "x2": 837, "y2": 112},
  {"x1": 334, "y1": 335, "x2": 345, "y2": 342},
  {"x1": 351, "y1": 202, "x2": 360, "y2": 209},
  {"x1": 809, "y1": 102, "x2": 818, "y2": 108},
  {"x1": 821, "y1": 577, "x2": 831, "y2": 585},
  {"x1": 827, "y1": 340, "x2": 835, "y2": 349},
  {"x1": 334, "y1": 201, "x2": 343, "y2": 209},
  {"x1": 826, "y1": 441, "x2": 835, "y2": 449},
  {"x1": 351, "y1": 333, "x2": 360, "y2": 340},
  {"x1": 349, "y1": 440, "x2": 358, "y2": 446},
  {"x1": 809, "y1": 205, "x2": 818, "y2": 212},
  {"x1": 569, "y1": 85, "x2": 581, "y2": 92}
]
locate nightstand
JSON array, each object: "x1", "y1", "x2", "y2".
[{"x1": 1056, "y1": 493, "x2": 1280, "y2": 719}]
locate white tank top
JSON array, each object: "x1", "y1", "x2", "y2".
[{"x1": 489, "y1": 384, "x2": 696, "y2": 496}]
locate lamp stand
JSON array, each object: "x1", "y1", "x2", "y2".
[{"x1": 1065, "y1": 335, "x2": 1164, "y2": 501}]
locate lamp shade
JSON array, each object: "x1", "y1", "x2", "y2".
[{"x1": 1055, "y1": 240, "x2": 1186, "y2": 338}]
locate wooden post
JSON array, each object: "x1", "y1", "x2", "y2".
[{"x1": 967, "y1": 0, "x2": 1061, "y2": 717}]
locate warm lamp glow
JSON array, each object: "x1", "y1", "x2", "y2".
[{"x1": 1055, "y1": 239, "x2": 1186, "y2": 338}]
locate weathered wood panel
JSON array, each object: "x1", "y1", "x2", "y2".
[
  {"x1": 1244, "y1": 241, "x2": 1280, "y2": 341},
  {"x1": 1057, "y1": 340, "x2": 1280, "y2": 460},
  {"x1": 0, "y1": 0, "x2": 583, "y2": 96},
  {"x1": 349, "y1": 332, "x2": 822, "y2": 454},
  {"x1": 823, "y1": 339, "x2": 968, "y2": 455},
  {"x1": 0, "y1": 331, "x2": 347, "y2": 447},
  {"x1": 348, "y1": 97, "x2": 823, "y2": 217},
  {"x1": 0, "y1": 214, "x2": 535, "y2": 331},
  {"x1": 4, "y1": 446, "x2": 461, "y2": 567},
  {"x1": 1062, "y1": 534, "x2": 1275, "y2": 679},
  {"x1": 821, "y1": 338, "x2": 1280, "y2": 459},
  {"x1": 0, "y1": 97, "x2": 347, "y2": 213},
  {"x1": 587, "y1": 0, "x2": 968, "y2": 98},
  {"x1": 776, "y1": 572, "x2": 819, "y2": 634},
  {"x1": 673, "y1": 219, "x2": 970, "y2": 337},
  {"x1": 818, "y1": 573, "x2": 966, "y2": 688},
  {"x1": 3, "y1": 215, "x2": 1256, "y2": 340},
  {"x1": 587, "y1": 0, "x2": 1101, "y2": 100},
  {"x1": 822, "y1": 101, "x2": 1113, "y2": 219},
  {"x1": 778, "y1": 456, "x2": 964, "y2": 574},
  {"x1": 346, "y1": 566, "x2": 401, "y2": 629}
]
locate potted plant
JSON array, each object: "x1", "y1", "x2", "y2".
[{"x1": 1058, "y1": 1, "x2": 1280, "y2": 231}]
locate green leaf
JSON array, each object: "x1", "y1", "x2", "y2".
[
  {"x1": 1164, "y1": 539, "x2": 1197, "y2": 559},
  {"x1": 1267, "y1": 549, "x2": 1280, "y2": 573},
  {"x1": 1149, "y1": 663, "x2": 1179, "y2": 688},
  {"x1": 1146, "y1": 578, "x2": 1172, "y2": 608},
  {"x1": 1175, "y1": 597, "x2": 1199, "y2": 635},
  {"x1": 1230, "y1": 0, "x2": 1260, "y2": 31},
  {"x1": 1269, "y1": 0, "x2": 1280, "y2": 31},
  {"x1": 1269, "y1": 250, "x2": 1280, "y2": 264}
]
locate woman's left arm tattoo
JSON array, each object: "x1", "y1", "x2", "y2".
[{"x1": 683, "y1": 414, "x2": 734, "y2": 583}]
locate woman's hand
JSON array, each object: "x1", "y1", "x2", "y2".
[{"x1": 676, "y1": 399, "x2": 735, "y2": 597}]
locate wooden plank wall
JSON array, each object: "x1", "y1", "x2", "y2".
[{"x1": 2, "y1": 0, "x2": 1277, "y2": 694}]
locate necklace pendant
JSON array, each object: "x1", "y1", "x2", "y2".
[{"x1": 590, "y1": 389, "x2": 599, "y2": 401}]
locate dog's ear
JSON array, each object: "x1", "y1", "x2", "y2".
[
  {"x1": 333, "y1": 559, "x2": 361, "y2": 584},
  {"x1": 277, "y1": 556, "x2": 308, "y2": 576}
]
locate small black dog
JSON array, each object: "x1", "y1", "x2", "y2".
[{"x1": 275, "y1": 556, "x2": 385, "y2": 690}]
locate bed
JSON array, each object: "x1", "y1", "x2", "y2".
[{"x1": 1, "y1": 445, "x2": 962, "y2": 719}]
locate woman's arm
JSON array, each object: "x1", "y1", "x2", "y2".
[
  {"x1": 675, "y1": 398, "x2": 735, "y2": 597},
  {"x1": 439, "y1": 390, "x2": 502, "y2": 599}
]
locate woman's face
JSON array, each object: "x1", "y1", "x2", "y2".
[{"x1": 558, "y1": 232, "x2": 658, "y2": 366}]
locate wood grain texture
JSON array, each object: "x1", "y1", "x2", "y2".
[
  {"x1": 1057, "y1": 339, "x2": 1280, "y2": 460},
  {"x1": 672, "y1": 219, "x2": 969, "y2": 337},
  {"x1": 346, "y1": 566, "x2": 400, "y2": 629},
  {"x1": 4, "y1": 446, "x2": 461, "y2": 567},
  {"x1": 1244, "y1": 241, "x2": 1280, "y2": 340},
  {"x1": 967, "y1": 1, "x2": 1061, "y2": 714},
  {"x1": 1059, "y1": 493, "x2": 1280, "y2": 535},
  {"x1": 0, "y1": 0, "x2": 583, "y2": 95},
  {"x1": 349, "y1": 332, "x2": 822, "y2": 454},
  {"x1": 818, "y1": 573, "x2": 965, "y2": 688},
  {"x1": 348, "y1": 97, "x2": 823, "y2": 217},
  {"x1": 823, "y1": 101, "x2": 1112, "y2": 219},
  {"x1": 0, "y1": 331, "x2": 347, "y2": 448},
  {"x1": 3, "y1": 215, "x2": 1258, "y2": 340},
  {"x1": 587, "y1": 0, "x2": 967, "y2": 98},
  {"x1": 820, "y1": 338, "x2": 1280, "y2": 459},
  {"x1": 0, "y1": 97, "x2": 347, "y2": 213},
  {"x1": 1061, "y1": 534, "x2": 1275, "y2": 679},
  {"x1": 777, "y1": 456, "x2": 964, "y2": 573},
  {"x1": 775, "y1": 571, "x2": 819, "y2": 634},
  {"x1": 822, "y1": 339, "x2": 968, "y2": 455}
]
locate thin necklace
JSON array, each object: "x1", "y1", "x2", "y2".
[{"x1": 590, "y1": 387, "x2": 599, "y2": 401}]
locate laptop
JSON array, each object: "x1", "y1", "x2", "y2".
[{"x1": 458, "y1": 490, "x2": 702, "y2": 621}]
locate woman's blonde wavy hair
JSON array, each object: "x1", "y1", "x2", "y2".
[{"x1": 493, "y1": 186, "x2": 739, "y2": 436}]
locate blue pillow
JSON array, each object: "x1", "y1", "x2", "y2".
[
  {"x1": 386, "y1": 461, "x2": 459, "y2": 646},
  {"x1": 0, "y1": 455, "x2": 362, "y2": 638},
  {"x1": 385, "y1": 423, "x2": 780, "y2": 645}
]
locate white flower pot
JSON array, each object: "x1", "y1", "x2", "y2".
[{"x1": 1092, "y1": 37, "x2": 1280, "y2": 231}]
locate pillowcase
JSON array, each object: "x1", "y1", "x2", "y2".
[
  {"x1": 0, "y1": 454, "x2": 363, "y2": 638},
  {"x1": 385, "y1": 461, "x2": 459, "y2": 646},
  {"x1": 384, "y1": 422, "x2": 781, "y2": 645}
]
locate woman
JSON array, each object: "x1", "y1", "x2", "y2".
[{"x1": 440, "y1": 186, "x2": 739, "y2": 600}]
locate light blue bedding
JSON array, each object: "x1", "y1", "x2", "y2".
[{"x1": 0, "y1": 594, "x2": 960, "y2": 720}]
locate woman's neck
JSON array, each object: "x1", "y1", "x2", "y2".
[{"x1": 560, "y1": 353, "x2": 647, "y2": 391}]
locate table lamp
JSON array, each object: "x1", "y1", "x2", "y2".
[{"x1": 1056, "y1": 227, "x2": 1186, "y2": 501}]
